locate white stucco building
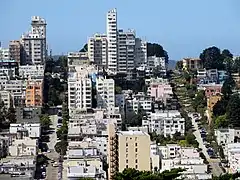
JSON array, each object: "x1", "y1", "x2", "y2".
[
  {"x1": 106, "y1": 8, "x2": 118, "y2": 73},
  {"x1": 10, "y1": 123, "x2": 41, "y2": 138},
  {"x1": 96, "y1": 77, "x2": 115, "y2": 113}
]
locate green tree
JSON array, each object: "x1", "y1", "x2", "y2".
[
  {"x1": 214, "y1": 114, "x2": 228, "y2": 128},
  {"x1": 147, "y1": 43, "x2": 169, "y2": 63},
  {"x1": 221, "y1": 76, "x2": 235, "y2": 99},
  {"x1": 222, "y1": 49, "x2": 233, "y2": 59},
  {"x1": 233, "y1": 57, "x2": 240, "y2": 73},
  {"x1": 192, "y1": 90, "x2": 206, "y2": 112},
  {"x1": 224, "y1": 57, "x2": 234, "y2": 74},
  {"x1": 115, "y1": 168, "x2": 183, "y2": 180},
  {"x1": 212, "y1": 99, "x2": 227, "y2": 117},
  {"x1": 175, "y1": 61, "x2": 183, "y2": 70},
  {"x1": 200, "y1": 46, "x2": 224, "y2": 70},
  {"x1": 5, "y1": 103, "x2": 16, "y2": 123},
  {"x1": 185, "y1": 133, "x2": 199, "y2": 148},
  {"x1": 40, "y1": 115, "x2": 51, "y2": 130},
  {"x1": 226, "y1": 94, "x2": 240, "y2": 127},
  {"x1": 115, "y1": 85, "x2": 122, "y2": 94},
  {"x1": 212, "y1": 173, "x2": 240, "y2": 180},
  {"x1": 54, "y1": 140, "x2": 68, "y2": 155}
]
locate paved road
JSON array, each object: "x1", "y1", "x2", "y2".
[
  {"x1": 190, "y1": 113, "x2": 223, "y2": 176},
  {"x1": 46, "y1": 115, "x2": 59, "y2": 180}
]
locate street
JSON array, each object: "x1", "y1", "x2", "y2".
[
  {"x1": 46, "y1": 115, "x2": 62, "y2": 180},
  {"x1": 191, "y1": 113, "x2": 223, "y2": 176}
]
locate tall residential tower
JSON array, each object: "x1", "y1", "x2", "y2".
[
  {"x1": 21, "y1": 16, "x2": 47, "y2": 65},
  {"x1": 106, "y1": 9, "x2": 118, "y2": 73}
]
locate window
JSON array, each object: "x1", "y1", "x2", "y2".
[
  {"x1": 135, "y1": 143, "x2": 138, "y2": 146},
  {"x1": 126, "y1": 143, "x2": 128, "y2": 147},
  {"x1": 126, "y1": 165, "x2": 128, "y2": 168},
  {"x1": 126, "y1": 159, "x2": 128, "y2": 163},
  {"x1": 135, "y1": 137, "x2": 137, "y2": 141},
  {"x1": 135, "y1": 154, "x2": 138, "y2": 158},
  {"x1": 126, "y1": 154, "x2": 128, "y2": 158},
  {"x1": 135, "y1": 148, "x2": 138, "y2": 152},
  {"x1": 135, "y1": 159, "x2": 138, "y2": 163},
  {"x1": 126, "y1": 148, "x2": 128, "y2": 152},
  {"x1": 135, "y1": 165, "x2": 138, "y2": 169}
]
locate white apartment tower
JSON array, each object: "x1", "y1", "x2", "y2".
[
  {"x1": 135, "y1": 38, "x2": 147, "y2": 68},
  {"x1": 88, "y1": 34, "x2": 108, "y2": 67},
  {"x1": 117, "y1": 29, "x2": 136, "y2": 73},
  {"x1": 107, "y1": 9, "x2": 118, "y2": 73},
  {"x1": 21, "y1": 16, "x2": 47, "y2": 65},
  {"x1": 96, "y1": 77, "x2": 115, "y2": 112},
  {"x1": 68, "y1": 77, "x2": 92, "y2": 112}
]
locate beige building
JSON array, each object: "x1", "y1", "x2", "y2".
[
  {"x1": 107, "y1": 124, "x2": 151, "y2": 180},
  {"x1": 182, "y1": 58, "x2": 202, "y2": 71}
]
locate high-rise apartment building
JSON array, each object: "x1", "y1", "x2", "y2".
[
  {"x1": 107, "y1": 124, "x2": 151, "y2": 180},
  {"x1": 135, "y1": 38, "x2": 147, "y2": 68},
  {"x1": 107, "y1": 9, "x2": 118, "y2": 73},
  {"x1": 96, "y1": 77, "x2": 115, "y2": 112},
  {"x1": 68, "y1": 77, "x2": 92, "y2": 112},
  {"x1": 9, "y1": 40, "x2": 22, "y2": 64},
  {"x1": 88, "y1": 34, "x2": 108, "y2": 67},
  {"x1": 117, "y1": 29, "x2": 135, "y2": 73},
  {"x1": 21, "y1": 16, "x2": 47, "y2": 65}
]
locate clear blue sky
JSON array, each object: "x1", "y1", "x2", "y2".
[{"x1": 1, "y1": 0, "x2": 240, "y2": 60}]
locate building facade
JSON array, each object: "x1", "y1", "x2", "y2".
[
  {"x1": 134, "y1": 38, "x2": 147, "y2": 68},
  {"x1": 88, "y1": 34, "x2": 108, "y2": 67},
  {"x1": 117, "y1": 29, "x2": 135, "y2": 73},
  {"x1": 25, "y1": 79, "x2": 43, "y2": 107},
  {"x1": 96, "y1": 77, "x2": 115, "y2": 112},
  {"x1": 9, "y1": 40, "x2": 22, "y2": 64},
  {"x1": 106, "y1": 9, "x2": 118, "y2": 73},
  {"x1": 21, "y1": 16, "x2": 47, "y2": 65}
]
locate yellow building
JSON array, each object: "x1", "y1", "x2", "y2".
[
  {"x1": 182, "y1": 58, "x2": 202, "y2": 71},
  {"x1": 25, "y1": 79, "x2": 43, "y2": 107},
  {"x1": 107, "y1": 124, "x2": 151, "y2": 180}
]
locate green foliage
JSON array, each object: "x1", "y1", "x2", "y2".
[
  {"x1": 40, "y1": 115, "x2": 51, "y2": 130},
  {"x1": 54, "y1": 140, "x2": 68, "y2": 155},
  {"x1": 126, "y1": 110, "x2": 146, "y2": 127},
  {"x1": 115, "y1": 168, "x2": 183, "y2": 180},
  {"x1": 218, "y1": 146, "x2": 225, "y2": 159},
  {"x1": 147, "y1": 43, "x2": 168, "y2": 63},
  {"x1": 5, "y1": 103, "x2": 16, "y2": 123},
  {"x1": 221, "y1": 76, "x2": 235, "y2": 99},
  {"x1": 222, "y1": 49, "x2": 233, "y2": 59},
  {"x1": 180, "y1": 109, "x2": 192, "y2": 131},
  {"x1": 226, "y1": 94, "x2": 240, "y2": 127},
  {"x1": 185, "y1": 133, "x2": 199, "y2": 148},
  {"x1": 115, "y1": 85, "x2": 122, "y2": 94},
  {"x1": 214, "y1": 114, "x2": 228, "y2": 128},
  {"x1": 192, "y1": 90, "x2": 206, "y2": 112},
  {"x1": 36, "y1": 154, "x2": 49, "y2": 165},
  {"x1": 175, "y1": 61, "x2": 183, "y2": 70},
  {"x1": 212, "y1": 173, "x2": 240, "y2": 180},
  {"x1": 212, "y1": 99, "x2": 228, "y2": 117},
  {"x1": 200, "y1": 46, "x2": 224, "y2": 70},
  {"x1": 183, "y1": 72, "x2": 191, "y2": 83},
  {"x1": 233, "y1": 57, "x2": 240, "y2": 73}
]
